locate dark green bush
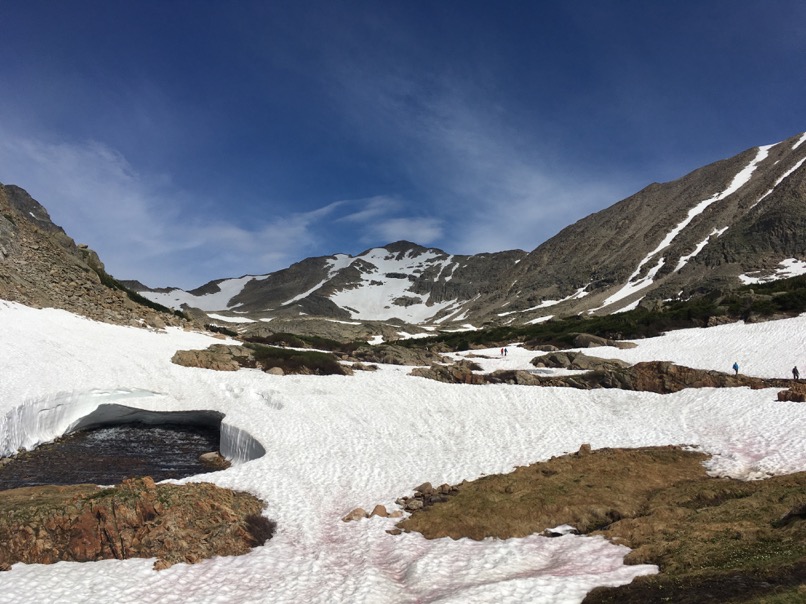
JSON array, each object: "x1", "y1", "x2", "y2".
[
  {"x1": 91, "y1": 266, "x2": 186, "y2": 319},
  {"x1": 400, "y1": 274, "x2": 806, "y2": 352},
  {"x1": 205, "y1": 324, "x2": 238, "y2": 338},
  {"x1": 244, "y1": 333, "x2": 363, "y2": 355},
  {"x1": 246, "y1": 343, "x2": 347, "y2": 375}
]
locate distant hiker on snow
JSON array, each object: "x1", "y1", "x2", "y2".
[
  {"x1": 794, "y1": 366, "x2": 800, "y2": 380},
  {"x1": 733, "y1": 362, "x2": 739, "y2": 375}
]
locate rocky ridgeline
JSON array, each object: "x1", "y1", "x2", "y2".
[
  {"x1": 0, "y1": 477, "x2": 274, "y2": 571},
  {"x1": 0, "y1": 183, "x2": 185, "y2": 329},
  {"x1": 412, "y1": 350, "x2": 803, "y2": 398}
]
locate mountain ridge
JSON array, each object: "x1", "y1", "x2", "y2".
[{"x1": 131, "y1": 131, "x2": 806, "y2": 330}]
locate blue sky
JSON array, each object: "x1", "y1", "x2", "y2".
[{"x1": 0, "y1": 1, "x2": 804, "y2": 288}]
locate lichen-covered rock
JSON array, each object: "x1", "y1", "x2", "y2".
[
  {"x1": 0, "y1": 477, "x2": 275, "y2": 570},
  {"x1": 171, "y1": 345, "x2": 248, "y2": 371}
]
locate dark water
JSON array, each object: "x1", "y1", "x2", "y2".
[{"x1": 0, "y1": 423, "x2": 221, "y2": 491}]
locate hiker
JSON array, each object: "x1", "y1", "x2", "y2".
[
  {"x1": 733, "y1": 361, "x2": 739, "y2": 375},
  {"x1": 504, "y1": 347, "x2": 508, "y2": 356},
  {"x1": 500, "y1": 348, "x2": 504, "y2": 356},
  {"x1": 794, "y1": 366, "x2": 800, "y2": 380}
]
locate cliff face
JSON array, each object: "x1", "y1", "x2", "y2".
[{"x1": 0, "y1": 183, "x2": 184, "y2": 328}]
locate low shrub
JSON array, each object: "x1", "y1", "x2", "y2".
[{"x1": 246, "y1": 343, "x2": 347, "y2": 375}]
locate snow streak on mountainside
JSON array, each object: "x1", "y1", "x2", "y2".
[
  {"x1": 132, "y1": 131, "x2": 806, "y2": 328},
  {"x1": 143, "y1": 275, "x2": 268, "y2": 312},
  {"x1": 593, "y1": 144, "x2": 774, "y2": 311}
]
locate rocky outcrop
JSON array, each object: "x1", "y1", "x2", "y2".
[
  {"x1": 0, "y1": 183, "x2": 186, "y2": 329},
  {"x1": 777, "y1": 381, "x2": 806, "y2": 402},
  {"x1": 572, "y1": 334, "x2": 638, "y2": 349},
  {"x1": 0, "y1": 477, "x2": 274, "y2": 570},
  {"x1": 172, "y1": 343, "x2": 353, "y2": 376},
  {"x1": 413, "y1": 357, "x2": 796, "y2": 395},
  {"x1": 172, "y1": 344, "x2": 251, "y2": 371},
  {"x1": 350, "y1": 344, "x2": 449, "y2": 366},
  {"x1": 410, "y1": 360, "x2": 486, "y2": 384},
  {"x1": 395, "y1": 482, "x2": 460, "y2": 512},
  {"x1": 531, "y1": 351, "x2": 631, "y2": 371}
]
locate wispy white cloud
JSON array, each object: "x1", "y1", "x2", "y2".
[
  {"x1": 332, "y1": 194, "x2": 443, "y2": 246},
  {"x1": 361, "y1": 216, "x2": 443, "y2": 245},
  {"x1": 326, "y1": 60, "x2": 630, "y2": 255},
  {"x1": 0, "y1": 130, "x2": 345, "y2": 288},
  {"x1": 337, "y1": 195, "x2": 401, "y2": 223}
]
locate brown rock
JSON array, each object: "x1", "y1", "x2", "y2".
[
  {"x1": 370, "y1": 505, "x2": 388, "y2": 518},
  {"x1": 342, "y1": 508, "x2": 368, "y2": 522}
]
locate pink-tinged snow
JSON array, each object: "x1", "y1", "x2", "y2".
[
  {"x1": 595, "y1": 145, "x2": 774, "y2": 310},
  {"x1": 739, "y1": 258, "x2": 806, "y2": 284},
  {"x1": 143, "y1": 275, "x2": 267, "y2": 312},
  {"x1": 2, "y1": 303, "x2": 806, "y2": 603}
]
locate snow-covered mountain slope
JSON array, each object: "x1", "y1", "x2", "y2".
[
  {"x1": 137, "y1": 241, "x2": 526, "y2": 324},
  {"x1": 133, "y1": 131, "x2": 806, "y2": 329},
  {"x1": 479, "y1": 131, "x2": 806, "y2": 323}
]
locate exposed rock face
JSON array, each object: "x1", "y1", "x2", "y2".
[
  {"x1": 172, "y1": 343, "x2": 353, "y2": 376},
  {"x1": 350, "y1": 344, "x2": 449, "y2": 366},
  {"x1": 0, "y1": 477, "x2": 274, "y2": 570},
  {"x1": 531, "y1": 351, "x2": 631, "y2": 371},
  {"x1": 0, "y1": 183, "x2": 185, "y2": 329},
  {"x1": 414, "y1": 358, "x2": 796, "y2": 395},
  {"x1": 410, "y1": 361, "x2": 487, "y2": 384},
  {"x1": 778, "y1": 381, "x2": 806, "y2": 402},
  {"x1": 172, "y1": 344, "x2": 250, "y2": 371}
]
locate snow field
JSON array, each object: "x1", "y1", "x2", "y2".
[{"x1": 0, "y1": 302, "x2": 805, "y2": 603}]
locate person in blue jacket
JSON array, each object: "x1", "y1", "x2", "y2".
[{"x1": 733, "y1": 361, "x2": 739, "y2": 375}]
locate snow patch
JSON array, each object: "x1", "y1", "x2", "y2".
[{"x1": 739, "y1": 258, "x2": 806, "y2": 284}]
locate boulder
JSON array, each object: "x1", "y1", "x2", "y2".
[
  {"x1": 370, "y1": 505, "x2": 388, "y2": 518},
  {"x1": 199, "y1": 451, "x2": 231, "y2": 470},
  {"x1": 573, "y1": 333, "x2": 611, "y2": 348},
  {"x1": 172, "y1": 344, "x2": 264, "y2": 372},
  {"x1": 342, "y1": 508, "x2": 368, "y2": 522}
]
